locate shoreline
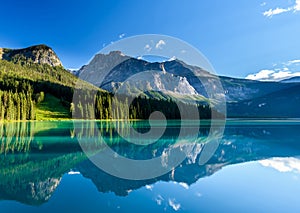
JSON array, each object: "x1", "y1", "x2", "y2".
[{"x1": 2, "y1": 118, "x2": 300, "y2": 123}]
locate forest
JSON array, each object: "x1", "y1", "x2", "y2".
[{"x1": 0, "y1": 60, "x2": 214, "y2": 121}]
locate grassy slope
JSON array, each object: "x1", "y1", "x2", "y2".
[{"x1": 35, "y1": 94, "x2": 70, "y2": 120}]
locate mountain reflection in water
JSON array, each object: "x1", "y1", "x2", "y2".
[{"x1": 0, "y1": 120, "x2": 300, "y2": 206}]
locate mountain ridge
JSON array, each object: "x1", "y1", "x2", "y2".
[
  {"x1": 0, "y1": 44, "x2": 62, "y2": 67},
  {"x1": 281, "y1": 76, "x2": 300, "y2": 83}
]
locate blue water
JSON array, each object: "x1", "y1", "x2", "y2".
[{"x1": 0, "y1": 120, "x2": 300, "y2": 212}]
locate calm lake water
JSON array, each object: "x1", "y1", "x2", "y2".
[{"x1": 1, "y1": 120, "x2": 300, "y2": 213}]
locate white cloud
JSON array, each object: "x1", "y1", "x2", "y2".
[
  {"x1": 246, "y1": 69, "x2": 300, "y2": 81},
  {"x1": 272, "y1": 70, "x2": 300, "y2": 80},
  {"x1": 246, "y1": 58, "x2": 300, "y2": 81},
  {"x1": 245, "y1": 69, "x2": 275, "y2": 81},
  {"x1": 259, "y1": 157, "x2": 300, "y2": 173},
  {"x1": 119, "y1": 33, "x2": 125, "y2": 39},
  {"x1": 260, "y1": 2, "x2": 266, "y2": 7},
  {"x1": 263, "y1": 7, "x2": 292, "y2": 17},
  {"x1": 168, "y1": 198, "x2": 181, "y2": 211},
  {"x1": 263, "y1": 0, "x2": 300, "y2": 17},
  {"x1": 168, "y1": 56, "x2": 177, "y2": 61},
  {"x1": 287, "y1": 59, "x2": 300, "y2": 65},
  {"x1": 144, "y1": 44, "x2": 152, "y2": 52},
  {"x1": 155, "y1": 40, "x2": 166, "y2": 49},
  {"x1": 295, "y1": 0, "x2": 300, "y2": 11},
  {"x1": 144, "y1": 40, "x2": 166, "y2": 51}
]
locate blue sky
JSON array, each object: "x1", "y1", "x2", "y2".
[{"x1": 1, "y1": 0, "x2": 300, "y2": 79}]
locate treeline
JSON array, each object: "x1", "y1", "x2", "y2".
[
  {"x1": 72, "y1": 90, "x2": 214, "y2": 120},
  {"x1": 0, "y1": 90, "x2": 34, "y2": 120}
]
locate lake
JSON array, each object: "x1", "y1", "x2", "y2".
[{"x1": 0, "y1": 120, "x2": 300, "y2": 213}]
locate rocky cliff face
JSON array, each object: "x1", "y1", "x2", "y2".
[
  {"x1": 0, "y1": 44, "x2": 62, "y2": 67},
  {"x1": 78, "y1": 52, "x2": 205, "y2": 97},
  {"x1": 78, "y1": 51, "x2": 130, "y2": 85}
]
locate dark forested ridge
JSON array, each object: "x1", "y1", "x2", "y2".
[{"x1": 0, "y1": 46, "x2": 215, "y2": 121}]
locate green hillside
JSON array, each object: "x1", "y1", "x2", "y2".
[{"x1": 0, "y1": 59, "x2": 100, "y2": 121}]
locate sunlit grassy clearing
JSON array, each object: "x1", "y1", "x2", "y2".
[{"x1": 35, "y1": 94, "x2": 70, "y2": 120}]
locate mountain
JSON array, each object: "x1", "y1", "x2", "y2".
[
  {"x1": 228, "y1": 83, "x2": 300, "y2": 118},
  {"x1": 77, "y1": 51, "x2": 300, "y2": 118},
  {"x1": 78, "y1": 51, "x2": 130, "y2": 84},
  {"x1": 281, "y1": 76, "x2": 300, "y2": 83},
  {"x1": 78, "y1": 52, "x2": 210, "y2": 98},
  {"x1": 0, "y1": 44, "x2": 62, "y2": 67}
]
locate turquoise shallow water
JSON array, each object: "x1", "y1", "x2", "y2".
[{"x1": 0, "y1": 120, "x2": 300, "y2": 212}]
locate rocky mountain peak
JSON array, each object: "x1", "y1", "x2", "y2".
[{"x1": 0, "y1": 44, "x2": 62, "y2": 67}]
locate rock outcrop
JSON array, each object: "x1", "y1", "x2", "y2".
[{"x1": 0, "y1": 44, "x2": 62, "y2": 67}]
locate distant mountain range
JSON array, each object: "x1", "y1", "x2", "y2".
[
  {"x1": 281, "y1": 76, "x2": 300, "y2": 83},
  {"x1": 77, "y1": 51, "x2": 300, "y2": 118}
]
